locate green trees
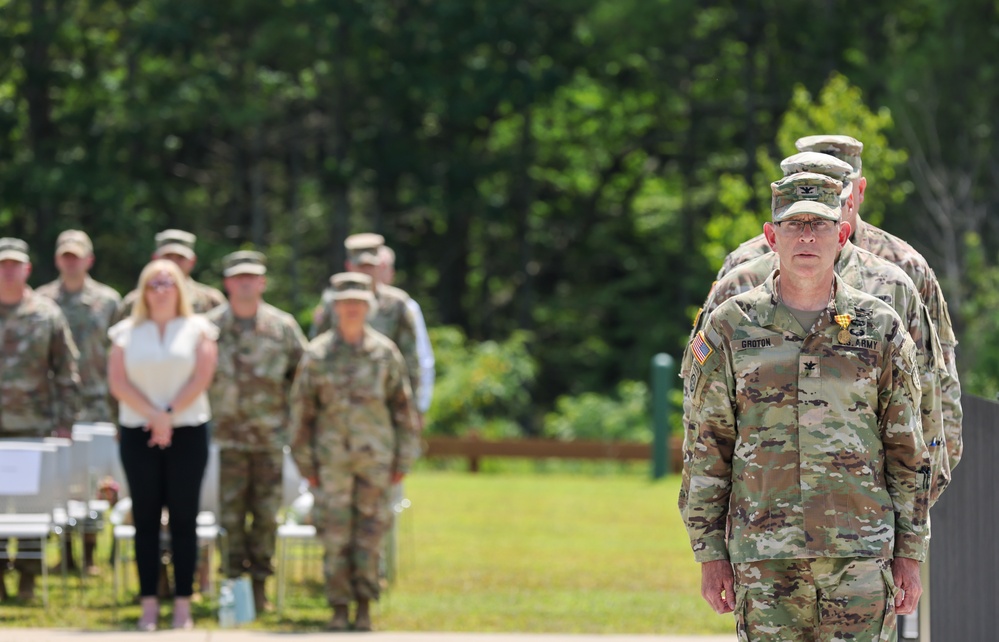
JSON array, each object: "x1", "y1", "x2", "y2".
[{"x1": 1, "y1": 0, "x2": 996, "y2": 426}]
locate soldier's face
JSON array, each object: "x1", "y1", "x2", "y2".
[
  {"x1": 0, "y1": 259, "x2": 30, "y2": 286},
  {"x1": 765, "y1": 216, "x2": 849, "y2": 278},
  {"x1": 334, "y1": 299, "x2": 369, "y2": 325},
  {"x1": 223, "y1": 274, "x2": 266, "y2": 301},
  {"x1": 350, "y1": 262, "x2": 382, "y2": 284},
  {"x1": 156, "y1": 252, "x2": 195, "y2": 276},
  {"x1": 55, "y1": 251, "x2": 93, "y2": 279}
]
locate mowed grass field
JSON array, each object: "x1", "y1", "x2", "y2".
[{"x1": 0, "y1": 469, "x2": 736, "y2": 635}]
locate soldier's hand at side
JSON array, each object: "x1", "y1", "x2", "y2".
[
  {"x1": 391, "y1": 471, "x2": 405, "y2": 484},
  {"x1": 306, "y1": 475, "x2": 319, "y2": 488},
  {"x1": 701, "y1": 559, "x2": 736, "y2": 614},
  {"x1": 892, "y1": 557, "x2": 922, "y2": 615}
]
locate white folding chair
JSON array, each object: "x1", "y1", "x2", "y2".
[
  {"x1": 275, "y1": 447, "x2": 319, "y2": 614},
  {"x1": 0, "y1": 440, "x2": 70, "y2": 606}
]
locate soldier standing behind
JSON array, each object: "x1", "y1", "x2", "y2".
[
  {"x1": 115, "y1": 229, "x2": 226, "y2": 322},
  {"x1": 35, "y1": 229, "x2": 121, "y2": 575},
  {"x1": 291, "y1": 272, "x2": 419, "y2": 632},
  {"x1": 206, "y1": 251, "x2": 306, "y2": 613},
  {"x1": 36, "y1": 230, "x2": 121, "y2": 422},
  {"x1": 0, "y1": 237, "x2": 80, "y2": 602},
  {"x1": 679, "y1": 183, "x2": 931, "y2": 640},
  {"x1": 310, "y1": 234, "x2": 421, "y2": 414}
]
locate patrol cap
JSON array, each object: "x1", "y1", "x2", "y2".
[
  {"x1": 329, "y1": 272, "x2": 375, "y2": 303},
  {"x1": 771, "y1": 172, "x2": 843, "y2": 222},
  {"x1": 153, "y1": 229, "x2": 197, "y2": 259},
  {"x1": 794, "y1": 135, "x2": 863, "y2": 177},
  {"x1": 55, "y1": 229, "x2": 93, "y2": 257},
  {"x1": 222, "y1": 250, "x2": 267, "y2": 277},
  {"x1": 0, "y1": 237, "x2": 30, "y2": 263},
  {"x1": 344, "y1": 233, "x2": 384, "y2": 266}
]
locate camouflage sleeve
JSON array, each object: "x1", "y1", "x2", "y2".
[
  {"x1": 395, "y1": 302, "x2": 421, "y2": 403},
  {"x1": 51, "y1": 310, "x2": 82, "y2": 429},
  {"x1": 920, "y1": 275, "x2": 962, "y2": 471},
  {"x1": 285, "y1": 320, "x2": 308, "y2": 386},
  {"x1": 309, "y1": 289, "x2": 335, "y2": 339},
  {"x1": 879, "y1": 328, "x2": 931, "y2": 561},
  {"x1": 909, "y1": 302, "x2": 950, "y2": 506},
  {"x1": 679, "y1": 323, "x2": 735, "y2": 563},
  {"x1": 289, "y1": 354, "x2": 320, "y2": 481},
  {"x1": 386, "y1": 344, "x2": 419, "y2": 474}
]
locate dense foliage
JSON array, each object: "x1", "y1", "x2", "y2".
[{"x1": 3, "y1": 1, "x2": 998, "y2": 433}]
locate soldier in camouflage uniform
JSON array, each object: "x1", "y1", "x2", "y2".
[
  {"x1": 206, "y1": 251, "x2": 306, "y2": 613},
  {"x1": 679, "y1": 175, "x2": 931, "y2": 641},
  {"x1": 36, "y1": 230, "x2": 121, "y2": 574},
  {"x1": 310, "y1": 233, "x2": 421, "y2": 411},
  {"x1": 715, "y1": 135, "x2": 962, "y2": 475},
  {"x1": 683, "y1": 161, "x2": 951, "y2": 507},
  {"x1": 290, "y1": 272, "x2": 419, "y2": 632},
  {"x1": 0, "y1": 238, "x2": 80, "y2": 601},
  {"x1": 114, "y1": 229, "x2": 226, "y2": 322}
]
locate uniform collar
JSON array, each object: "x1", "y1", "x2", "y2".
[{"x1": 757, "y1": 270, "x2": 853, "y2": 331}]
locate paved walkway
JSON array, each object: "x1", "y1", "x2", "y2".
[{"x1": 0, "y1": 631, "x2": 736, "y2": 642}]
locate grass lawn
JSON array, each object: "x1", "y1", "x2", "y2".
[{"x1": 0, "y1": 468, "x2": 735, "y2": 635}]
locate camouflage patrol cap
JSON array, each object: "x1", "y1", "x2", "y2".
[
  {"x1": 153, "y1": 229, "x2": 197, "y2": 259},
  {"x1": 329, "y1": 272, "x2": 375, "y2": 303},
  {"x1": 55, "y1": 229, "x2": 93, "y2": 257},
  {"x1": 222, "y1": 250, "x2": 267, "y2": 277},
  {"x1": 344, "y1": 233, "x2": 384, "y2": 266},
  {"x1": 771, "y1": 172, "x2": 843, "y2": 222},
  {"x1": 794, "y1": 135, "x2": 863, "y2": 177},
  {"x1": 0, "y1": 237, "x2": 30, "y2": 263}
]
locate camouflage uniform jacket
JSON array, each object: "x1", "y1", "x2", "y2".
[
  {"x1": 207, "y1": 302, "x2": 307, "y2": 451},
  {"x1": 683, "y1": 242, "x2": 950, "y2": 504},
  {"x1": 36, "y1": 277, "x2": 121, "y2": 421},
  {"x1": 679, "y1": 273, "x2": 930, "y2": 564},
  {"x1": 312, "y1": 283, "x2": 420, "y2": 400},
  {"x1": 289, "y1": 326, "x2": 419, "y2": 480},
  {"x1": 715, "y1": 232, "x2": 770, "y2": 281},
  {"x1": 0, "y1": 290, "x2": 81, "y2": 437},
  {"x1": 853, "y1": 219, "x2": 963, "y2": 472},
  {"x1": 114, "y1": 277, "x2": 226, "y2": 323},
  {"x1": 711, "y1": 221, "x2": 962, "y2": 470}
]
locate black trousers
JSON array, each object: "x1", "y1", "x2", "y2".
[{"x1": 119, "y1": 423, "x2": 209, "y2": 597}]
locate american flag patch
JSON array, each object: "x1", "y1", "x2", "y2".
[{"x1": 691, "y1": 331, "x2": 714, "y2": 365}]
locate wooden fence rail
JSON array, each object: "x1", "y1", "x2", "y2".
[{"x1": 423, "y1": 435, "x2": 683, "y2": 473}]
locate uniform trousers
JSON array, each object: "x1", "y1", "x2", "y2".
[
  {"x1": 218, "y1": 447, "x2": 282, "y2": 579},
  {"x1": 119, "y1": 423, "x2": 209, "y2": 597},
  {"x1": 312, "y1": 446, "x2": 393, "y2": 605},
  {"x1": 733, "y1": 557, "x2": 897, "y2": 642}
]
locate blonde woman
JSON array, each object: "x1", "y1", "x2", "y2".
[{"x1": 108, "y1": 259, "x2": 219, "y2": 631}]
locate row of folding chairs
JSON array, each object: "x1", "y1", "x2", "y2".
[{"x1": 0, "y1": 423, "x2": 120, "y2": 606}]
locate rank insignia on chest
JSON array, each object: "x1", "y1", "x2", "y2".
[
  {"x1": 799, "y1": 356, "x2": 820, "y2": 378},
  {"x1": 690, "y1": 331, "x2": 714, "y2": 365}
]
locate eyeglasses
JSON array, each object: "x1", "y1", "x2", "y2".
[
  {"x1": 146, "y1": 279, "x2": 177, "y2": 292},
  {"x1": 774, "y1": 220, "x2": 839, "y2": 236}
]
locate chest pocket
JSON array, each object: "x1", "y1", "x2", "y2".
[{"x1": 729, "y1": 334, "x2": 794, "y2": 414}]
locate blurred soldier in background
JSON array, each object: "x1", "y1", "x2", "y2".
[
  {"x1": 207, "y1": 251, "x2": 306, "y2": 613},
  {"x1": 0, "y1": 238, "x2": 80, "y2": 601},
  {"x1": 36, "y1": 230, "x2": 121, "y2": 575},
  {"x1": 115, "y1": 229, "x2": 226, "y2": 322},
  {"x1": 291, "y1": 272, "x2": 419, "y2": 632},
  {"x1": 310, "y1": 234, "x2": 421, "y2": 421},
  {"x1": 378, "y1": 245, "x2": 435, "y2": 418}
]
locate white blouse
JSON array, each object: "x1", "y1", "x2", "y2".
[{"x1": 109, "y1": 315, "x2": 219, "y2": 427}]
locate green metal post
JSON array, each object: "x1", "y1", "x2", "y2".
[{"x1": 651, "y1": 353, "x2": 675, "y2": 480}]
